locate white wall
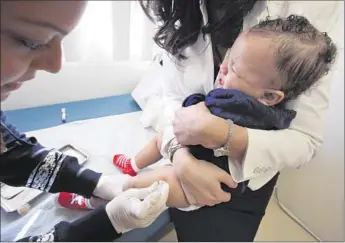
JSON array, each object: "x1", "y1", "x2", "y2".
[
  {"x1": 277, "y1": 49, "x2": 344, "y2": 241},
  {"x1": 276, "y1": 6, "x2": 344, "y2": 241},
  {"x1": 2, "y1": 61, "x2": 150, "y2": 111}
]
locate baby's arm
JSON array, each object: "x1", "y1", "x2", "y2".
[
  {"x1": 124, "y1": 166, "x2": 190, "y2": 208},
  {"x1": 134, "y1": 133, "x2": 164, "y2": 170}
]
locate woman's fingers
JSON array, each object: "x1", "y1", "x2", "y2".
[
  {"x1": 183, "y1": 180, "x2": 230, "y2": 206},
  {"x1": 173, "y1": 102, "x2": 212, "y2": 145},
  {"x1": 218, "y1": 170, "x2": 238, "y2": 189},
  {"x1": 203, "y1": 190, "x2": 229, "y2": 206},
  {"x1": 175, "y1": 154, "x2": 235, "y2": 207},
  {"x1": 216, "y1": 189, "x2": 232, "y2": 203},
  {"x1": 195, "y1": 101, "x2": 209, "y2": 110}
]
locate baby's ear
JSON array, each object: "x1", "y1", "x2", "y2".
[{"x1": 258, "y1": 90, "x2": 285, "y2": 106}]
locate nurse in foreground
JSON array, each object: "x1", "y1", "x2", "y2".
[{"x1": 0, "y1": 1, "x2": 169, "y2": 242}]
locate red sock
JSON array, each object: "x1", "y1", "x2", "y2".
[
  {"x1": 57, "y1": 192, "x2": 92, "y2": 210},
  {"x1": 113, "y1": 154, "x2": 137, "y2": 176}
]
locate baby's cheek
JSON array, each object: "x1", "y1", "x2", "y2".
[{"x1": 223, "y1": 77, "x2": 236, "y2": 89}]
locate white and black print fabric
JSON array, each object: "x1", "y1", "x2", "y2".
[
  {"x1": 0, "y1": 132, "x2": 7, "y2": 154},
  {"x1": 29, "y1": 228, "x2": 55, "y2": 242},
  {"x1": 26, "y1": 149, "x2": 65, "y2": 192}
]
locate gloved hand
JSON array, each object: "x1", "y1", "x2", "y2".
[
  {"x1": 105, "y1": 181, "x2": 169, "y2": 233},
  {"x1": 93, "y1": 174, "x2": 131, "y2": 201}
]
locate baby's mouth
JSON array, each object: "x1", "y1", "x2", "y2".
[{"x1": 218, "y1": 77, "x2": 224, "y2": 86}]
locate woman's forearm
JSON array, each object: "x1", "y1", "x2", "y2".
[{"x1": 203, "y1": 115, "x2": 248, "y2": 163}]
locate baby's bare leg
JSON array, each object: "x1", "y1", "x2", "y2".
[
  {"x1": 135, "y1": 134, "x2": 163, "y2": 169},
  {"x1": 124, "y1": 166, "x2": 190, "y2": 208}
]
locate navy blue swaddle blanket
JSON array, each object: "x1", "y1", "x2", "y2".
[{"x1": 182, "y1": 88, "x2": 297, "y2": 195}]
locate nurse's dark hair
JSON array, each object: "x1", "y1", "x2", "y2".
[
  {"x1": 248, "y1": 15, "x2": 337, "y2": 101},
  {"x1": 139, "y1": 0, "x2": 258, "y2": 59}
]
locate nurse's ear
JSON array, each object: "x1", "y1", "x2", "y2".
[{"x1": 258, "y1": 89, "x2": 285, "y2": 106}]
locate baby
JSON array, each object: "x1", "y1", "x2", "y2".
[{"x1": 58, "y1": 15, "x2": 337, "y2": 211}]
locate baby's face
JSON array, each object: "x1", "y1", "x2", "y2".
[{"x1": 216, "y1": 32, "x2": 284, "y2": 106}]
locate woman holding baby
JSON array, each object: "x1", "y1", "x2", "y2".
[{"x1": 129, "y1": 0, "x2": 342, "y2": 241}]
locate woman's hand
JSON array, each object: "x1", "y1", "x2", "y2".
[
  {"x1": 173, "y1": 148, "x2": 237, "y2": 206},
  {"x1": 173, "y1": 102, "x2": 228, "y2": 149},
  {"x1": 173, "y1": 102, "x2": 211, "y2": 146}
]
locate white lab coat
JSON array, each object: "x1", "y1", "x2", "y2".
[{"x1": 132, "y1": 1, "x2": 343, "y2": 190}]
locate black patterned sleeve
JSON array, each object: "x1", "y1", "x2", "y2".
[
  {"x1": 0, "y1": 111, "x2": 101, "y2": 198},
  {"x1": 18, "y1": 205, "x2": 121, "y2": 242}
]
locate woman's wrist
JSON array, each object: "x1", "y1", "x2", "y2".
[
  {"x1": 202, "y1": 115, "x2": 229, "y2": 149},
  {"x1": 228, "y1": 124, "x2": 248, "y2": 163},
  {"x1": 168, "y1": 137, "x2": 186, "y2": 162},
  {"x1": 172, "y1": 147, "x2": 195, "y2": 176},
  {"x1": 202, "y1": 115, "x2": 249, "y2": 163}
]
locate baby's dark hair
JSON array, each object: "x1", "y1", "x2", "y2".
[{"x1": 249, "y1": 15, "x2": 337, "y2": 101}]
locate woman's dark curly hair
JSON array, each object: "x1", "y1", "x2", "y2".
[
  {"x1": 248, "y1": 15, "x2": 337, "y2": 101},
  {"x1": 139, "y1": 0, "x2": 258, "y2": 59}
]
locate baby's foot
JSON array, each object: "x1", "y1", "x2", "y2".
[
  {"x1": 113, "y1": 154, "x2": 137, "y2": 176},
  {"x1": 57, "y1": 192, "x2": 93, "y2": 210}
]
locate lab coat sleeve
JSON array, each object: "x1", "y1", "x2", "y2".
[
  {"x1": 132, "y1": 47, "x2": 212, "y2": 155},
  {"x1": 132, "y1": 52, "x2": 191, "y2": 133},
  {"x1": 0, "y1": 111, "x2": 101, "y2": 198},
  {"x1": 132, "y1": 53, "x2": 197, "y2": 155},
  {"x1": 18, "y1": 204, "x2": 121, "y2": 242},
  {"x1": 227, "y1": 64, "x2": 335, "y2": 189}
]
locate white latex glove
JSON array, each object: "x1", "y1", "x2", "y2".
[
  {"x1": 105, "y1": 181, "x2": 169, "y2": 233},
  {"x1": 93, "y1": 174, "x2": 131, "y2": 200}
]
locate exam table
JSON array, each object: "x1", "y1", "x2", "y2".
[{"x1": 0, "y1": 94, "x2": 173, "y2": 241}]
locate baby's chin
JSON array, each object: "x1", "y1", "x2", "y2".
[{"x1": 215, "y1": 83, "x2": 223, "y2": 89}]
